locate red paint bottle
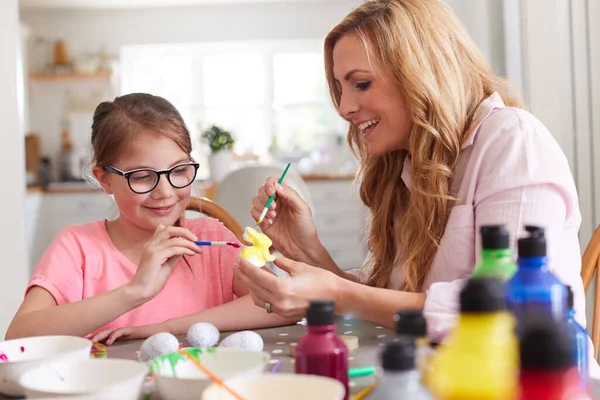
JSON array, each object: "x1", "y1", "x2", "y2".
[
  {"x1": 295, "y1": 300, "x2": 349, "y2": 400},
  {"x1": 519, "y1": 316, "x2": 591, "y2": 400}
]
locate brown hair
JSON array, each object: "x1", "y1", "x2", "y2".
[
  {"x1": 324, "y1": 0, "x2": 523, "y2": 291},
  {"x1": 91, "y1": 93, "x2": 192, "y2": 167}
]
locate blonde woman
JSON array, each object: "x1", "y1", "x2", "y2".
[{"x1": 234, "y1": 0, "x2": 599, "y2": 370}]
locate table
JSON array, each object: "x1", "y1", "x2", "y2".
[{"x1": 108, "y1": 317, "x2": 388, "y2": 399}]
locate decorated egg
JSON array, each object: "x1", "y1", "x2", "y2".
[
  {"x1": 186, "y1": 322, "x2": 220, "y2": 348},
  {"x1": 218, "y1": 331, "x2": 264, "y2": 352},
  {"x1": 138, "y1": 332, "x2": 179, "y2": 363}
]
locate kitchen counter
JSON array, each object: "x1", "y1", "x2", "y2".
[{"x1": 26, "y1": 172, "x2": 356, "y2": 195}]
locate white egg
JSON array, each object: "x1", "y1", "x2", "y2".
[
  {"x1": 218, "y1": 331, "x2": 264, "y2": 352},
  {"x1": 186, "y1": 322, "x2": 220, "y2": 348},
  {"x1": 138, "y1": 332, "x2": 180, "y2": 363}
]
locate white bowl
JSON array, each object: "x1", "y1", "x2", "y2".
[
  {"x1": 151, "y1": 348, "x2": 270, "y2": 400},
  {"x1": 202, "y1": 373, "x2": 346, "y2": 400},
  {"x1": 19, "y1": 358, "x2": 148, "y2": 399},
  {"x1": 0, "y1": 335, "x2": 93, "y2": 397}
]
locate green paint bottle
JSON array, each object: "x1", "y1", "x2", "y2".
[{"x1": 471, "y1": 225, "x2": 517, "y2": 281}]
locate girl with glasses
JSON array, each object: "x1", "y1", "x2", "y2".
[{"x1": 6, "y1": 93, "x2": 295, "y2": 341}]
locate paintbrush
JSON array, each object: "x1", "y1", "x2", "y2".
[
  {"x1": 195, "y1": 241, "x2": 242, "y2": 248},
  {"x1": 257, "y1": 163, "x2": 291, "y2": 224},
  {"x1": 179, "y1": 350, "x2": 246, "y2": 400}
]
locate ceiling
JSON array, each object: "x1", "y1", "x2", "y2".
[{"x1": 19, "y1": 0, "x2": 340, "y2": 9}]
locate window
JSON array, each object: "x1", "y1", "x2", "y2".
[{"x1": 120, "y1": 41, "x2": 347, "y2": 177}]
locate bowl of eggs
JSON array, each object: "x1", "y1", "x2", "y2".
[
  {"x1": 150, "y1": 347, "x2": 270, "y2": 400},
  {"x1": 202, "y1": 374, "x2": 346, "y2": 400},
  {"x1": 0, "y1": 335, "x2": 93, "y2": 397},
  {"x1": 18, "y1": 358, "x2": 148, "y2": 399}
]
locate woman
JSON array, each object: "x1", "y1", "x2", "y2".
[{"x1": 235, "y1": 0, "x2": 598, "y2": 373}]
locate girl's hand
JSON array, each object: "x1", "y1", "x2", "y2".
[
  {"x1": 234, "y1": 255, "x2": 342, "y2": 320},
  {"x1": 127, "y1": 224, "x2": 201, "y2": 303},
  {"x1": 251, "y1": 178, "x2": 321, "y2": 263},
  {"x1": 92, "y1": 322, "x2": 171, "y2": 345}
]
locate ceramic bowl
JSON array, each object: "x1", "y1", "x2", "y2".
[
  {"x1": 0, "y1": 335, "x2": 93, "y2": 397},
  {"x1": 151, "y1": 347, "x2": 270, "y2": 400},
  {"x1": 19, "y1": 358, "x2": 148, "y2": 399},
  {"x1": 202, "y1": 373, "x2": 346, "y2": 400}
]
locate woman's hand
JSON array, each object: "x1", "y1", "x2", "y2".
[
  {"x1": 233, "y1": 255, "x2": 342, "y2": 320},
  {"x1": 127, "y1": 224, "x2": 201, "y2": 303},
  {"x1": 91, "y1": 322, "x2": 171, "y2": 345},
  {"x1": 252, "y1": 178, "x2": 321, "y2": 263}
]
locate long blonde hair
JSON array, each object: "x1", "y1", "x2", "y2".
[{"x1": 324, "y1": 0, "x2": 523, "y2": 291}]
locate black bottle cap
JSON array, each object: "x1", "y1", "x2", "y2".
[
  {"x1": 480, "y1": 225, "x2": 509, "y2": 249},
  {"x1": 394, "y1": 310, "x2": 427, "y2": 337},
  {"x1": 460, "y1": 277, "x2": 505, "y2": 312},
  {"x1": 520, "y1": 315, "x2": 574, "y2": 370},
  {"x1": 381, "y1": 335, "x2": 415, "y2": 371},
  {"x1": 306, "y1": 300, "x2": 334, "y2": 326},
  {"x1": 567, "y1": 285, "x2": 574, "y2": 310},
  {"x1": 517, "y1": 225, "x2": 546, "y2": 257}
]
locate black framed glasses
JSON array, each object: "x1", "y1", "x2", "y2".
[{"x1": 104, "y1": 162, "x2": 200, "y2": 194}]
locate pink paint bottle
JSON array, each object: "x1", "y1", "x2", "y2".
[{"x1": 295, "y1": 300, "x2": 349, "y2": 400}]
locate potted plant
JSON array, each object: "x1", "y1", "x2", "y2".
[{"x1": 202, "y1": 124, "x2": 235, "y2": 182}]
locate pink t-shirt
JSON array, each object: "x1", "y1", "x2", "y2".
[{"x1": 26, "y1": 218, "x2": 240, "y2": 338}]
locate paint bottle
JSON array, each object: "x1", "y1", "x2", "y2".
[
  {"x1": 369, "y1": 335, "x2": 433, "y2": 400},
  {"x1": 519, "y1": 316, "x2": 591, "y2": 400},
  {"x1": 505, "y1": 225, "x2": 567, "y2": 336},
  {"x1": 394, "y1": 310, "x2": 432, "y2": 387},
  {"x1": 295, "y1": 300, "x2": 349, "y2": 400},
  {"x1": 565, "y1": 285, "x2": 589, "y2": 388},
  {"x1": 428, "y1": 277, "x2": 519, "y2": 400},
  {"x1": 471, "y1": 225, "x2": 517, "y2": 280}
]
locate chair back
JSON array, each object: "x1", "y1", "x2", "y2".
[
  {"x1": 185, "y1": 196, "x2": 245, "y2": 244},
  {"x1": 581, "y1": 224, "x2": 600, "y2": 357}
]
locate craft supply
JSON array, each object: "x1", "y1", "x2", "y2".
[
  {"x1": 428, "y1": 277, "x2": 518, "y2": 400},
  {"x1": 519, "y1": 316, "x2": 591, "y2": 400},
  {"x1": 91, "y1": 341, "x2": 107, "y2": 358},
  {"x1": 187, "y1": 322, "x2": 220, "y2": 348},
  {"x1": 295, "y1": 300, "x2": 349, "y2": 400},
  {"x1": 178, "y1": 349, "x2": 246, "y2": 400},
  {"x1": 240, "y1": 227, "x2": 275, "y2": 267},
  {"x1": 471, "y1": 225, "x2": 517, "y2": 280},
  {"x1": 138, "y1": 332, "x2": 180, "y2": 363},
  {"x1": 268, "y1": 360, "x2": 283, "y2": 373},
  {"x1": 257, "y1": 162, "x2": 291, "y2": 224},
  {"x1": 505, "y1": 225, "x2": 567, "y2": 336},
  {"x1": 348, "y1": 366, "x2": 375, "y2": 378},
  {"x1": 351, "y1": 383, "x2": 376, "y2": 400},
  {"x1": 394, "y1": 310, "x2": 432, "y2": 387},
  {"x1": 565, "y1": 286, "x2": 589, "y2": 389},
  {"x1": 219, "y1": 331, "x2": 264, "y2": 352},
  {"x1": 368, "y1": 336, "x2": 433, "y2": 400},
  {"x1": 195, "y1": 241, "x2": 241, "y2": 248}
]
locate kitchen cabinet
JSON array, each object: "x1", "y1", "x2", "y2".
[
  {"x1": 308, "y1": 180, "x2": 367, "y2": 271},
  {"x1": 26, "y1": 191, "x2": 115, "y2": 273}
]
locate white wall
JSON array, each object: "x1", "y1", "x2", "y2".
[{"x1": 0, "y1": 0, "x2": 29, "y2": 338}]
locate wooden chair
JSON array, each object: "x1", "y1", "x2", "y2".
[
  {"x1": 186, "y1": 196, "x2": 246, "y2": 244},
  {"x1": 581, "y1": 224, "x2": 600, "y2": 358}
]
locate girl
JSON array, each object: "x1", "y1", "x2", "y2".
[
  {"x1": 6, "y1": 93, "x2": 293, "y2": 341},
  {"x1": 234, "y1": 0, "x2": 600, "y2": 377}
]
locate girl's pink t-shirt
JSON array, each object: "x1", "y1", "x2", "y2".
[{"x1": 25, "y1": 218, "x2": 240, "y2": 338}]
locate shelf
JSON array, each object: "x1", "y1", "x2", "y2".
[{"x1": 29, "y1": 71, "x2": 112, "y2": 81}]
